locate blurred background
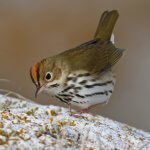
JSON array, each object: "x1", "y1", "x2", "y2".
[{"x1": 0, "y1": 0, "x2": 150, "y2": 131}]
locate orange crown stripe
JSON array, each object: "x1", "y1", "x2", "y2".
[{"x1": 30, "y1": 63, "x2": 40, "y2": 86}]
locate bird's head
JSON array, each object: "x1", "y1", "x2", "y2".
[{"x1": 30, "y1": 58, "x2": 63, "y2": 97}]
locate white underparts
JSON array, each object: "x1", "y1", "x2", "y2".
[{"x1": 52, "y1": 71, "x2": 116, "y2": 109}]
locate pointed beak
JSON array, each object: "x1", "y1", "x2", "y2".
[{"x1": 35, "y1": 85, "x2": 43, "y2": 98}]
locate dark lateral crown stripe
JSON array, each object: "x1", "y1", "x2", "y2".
[{"x1": 84, "y1": 80, "x2": 114, "y2": 88}]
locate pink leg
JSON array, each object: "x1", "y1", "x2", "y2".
[
  {"x1": 68, "y1": 104, "x2": 84, "y2": 117},
  {"x1": 68, "y1": 104, "x2": 73, "y2": 115}
]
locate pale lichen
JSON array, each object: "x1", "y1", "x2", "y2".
[{"x1": 0, "y1": 94, "x2": 149, "y2": 150}]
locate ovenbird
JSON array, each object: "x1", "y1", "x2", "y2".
[{"x1": 30, "y1": 10, "x2": 124, "y2": 114}]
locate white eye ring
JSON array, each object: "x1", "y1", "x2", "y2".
[{"x1": 45, "y1": 72, "x2": 52, "y2": 81}]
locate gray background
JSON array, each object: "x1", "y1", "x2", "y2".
[{"x1": 0, "y1": 0, "x2": 149, "y2": 131}]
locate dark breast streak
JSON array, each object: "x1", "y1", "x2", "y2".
[
  {"x1": 84, "y1": 80, "x2": 114, "y2": 88},
  {"x1": 55, "y1": 72, "x2": 114, "y2": 105},
  {"x1": 55, "y1": 95, "x2": 69, "y2": 104}
]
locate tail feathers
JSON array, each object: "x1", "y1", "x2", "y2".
[{"x1": 94, "y1": 10, "x2": 119, "y2": 42}]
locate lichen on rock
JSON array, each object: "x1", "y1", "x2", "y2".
[{"x1": 0, "y1": 94, "x2": 149, "y2": 150}]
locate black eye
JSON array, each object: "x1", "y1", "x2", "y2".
[{"x1": 45, "y1": 72, "x2": 52, "y2": 81}]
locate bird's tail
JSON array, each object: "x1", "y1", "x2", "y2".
[{"x1": 94, "y1": 10, "x2": 119, "y2": 42}]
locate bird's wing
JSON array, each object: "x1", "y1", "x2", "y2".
[{"x1": 59, "y1": 40, "x2": 124, "y2": 74}]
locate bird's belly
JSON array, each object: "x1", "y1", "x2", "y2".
[
  {"x1": 70, "y1": 81, "x2": 115, "y2": 109},
  {"x1": 57, "y1": 71, "x2": 116, "y2": 109}
]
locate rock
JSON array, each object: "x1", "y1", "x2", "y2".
[{"x1": 0, "y1": 94, "x2": 149, "y2": 150}]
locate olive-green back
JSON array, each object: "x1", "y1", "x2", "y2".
[{"x1": 58, "y1": 40, "x2": 123, "y2": 74}]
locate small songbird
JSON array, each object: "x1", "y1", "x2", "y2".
[{"x1": 30, "y1": 10, "x2": 125, "y2": 114}]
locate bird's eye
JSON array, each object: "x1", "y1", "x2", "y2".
[{"x1": 45, "y1": 72, "x2": 52, "y2": 81}]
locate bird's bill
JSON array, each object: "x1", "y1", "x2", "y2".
[{"x1": 35, "y1": 85, "x2": 43, "y2": 98}]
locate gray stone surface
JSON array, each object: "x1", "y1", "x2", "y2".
[{"x1": 0, "y1": 94, "x2": 149, "y2": 150}]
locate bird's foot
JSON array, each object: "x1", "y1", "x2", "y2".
[
  {"x1": 68, "y1": 104, "x2": 78, "y2": 116},
  {"x1": 69, "y1": 112, "x2": 87, "y2": 118}
]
